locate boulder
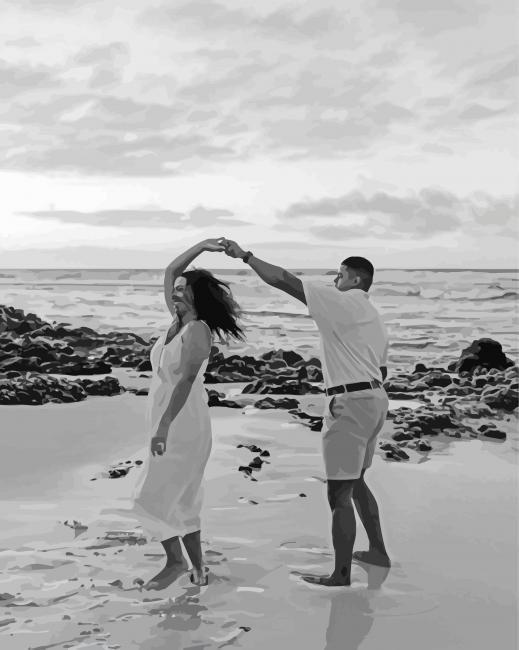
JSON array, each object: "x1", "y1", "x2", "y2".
[{"x1": 448, "y1": 338, "x2": 515, "y2": 374}]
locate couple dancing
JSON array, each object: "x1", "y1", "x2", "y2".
[{"x1": 131, "y1": 237, "x2": 390, "y2": 590}]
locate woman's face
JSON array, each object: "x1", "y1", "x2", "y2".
[{"x1": 172, "y1": 276, "x2": 195, "y2": 315}]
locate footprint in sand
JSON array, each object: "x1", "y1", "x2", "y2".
[
  {"x1": 279, "y1": 541, "x2": 333, "y2": 557},
  {"x1": 266, "y1": 493, "x2": 307, "y2": 503}
]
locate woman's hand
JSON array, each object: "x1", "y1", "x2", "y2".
[
  {"x1": 151, "y1": 435, "x2": 167, "y2": 456},
  {"x1": 201, "y1": 238, "x2": 227, "y2": 252}
]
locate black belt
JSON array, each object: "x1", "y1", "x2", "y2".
[{"x1": 326, "y1": 379, "x2": 382, "y2": 396}]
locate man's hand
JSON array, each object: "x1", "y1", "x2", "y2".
[
  {"x1": 202, "y1": 238, "x2": 227, "y2": 252},
  {"x1": 221, "y1": 239, "x2": 246, "y2": 259},
  {"x1": 151, "y1": 435, "x2": 167, "y2": 456}
]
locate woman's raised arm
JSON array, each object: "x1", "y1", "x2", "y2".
[{"x1": 163, "y1": 238, "x2": 225, "y2": 317}]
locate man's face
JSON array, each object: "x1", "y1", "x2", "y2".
[
  {"x1": 333, "y1": 265, "x2": 360, "y2": 292},
  {"x1": 172, "y1": 276, "x2": 195, "y2": 314}
]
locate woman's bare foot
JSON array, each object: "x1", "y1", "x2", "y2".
[
  {"x1": 352, "y1": 550, "x2": 391, "y2": 567},
  {"x1": 144, "y1": 561, "x2": 187, "y2": 590},
  {"x1": 189, "y1": 566, "x2": 209, "y2": 586}
]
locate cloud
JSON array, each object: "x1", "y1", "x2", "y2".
[
  {"x1": 0, "y1": 58, "x2": 60, "y2": 99},
  {"x1": 5, "y1": 36, "x2": 40, "y2": 47},
  {"x1": 459, "y1": 103, "x2": 512, "y2": 121},
  {"x1": 470, "y1": 57, "x2": 518, "y2": 87},
  {"x1": 72, "y1": 42, "x2": 129, "y2": 89},
  {"x1": 17, "y1": 207, "x2": 249, "y2": 228},
  {"x1": 280, "y1": 188, "x2": 518, "y2": 238},
  {"x1": 0, "y1": 95, "x2": 240, "y2": 175},
  {"x1": 374, "y1": 0, "x2": 485, "y2": 37},
  {"x1": 0, "y1": 0, "x2": 515, "y2": 179},
  {"x1": 3, "y1": 0, "x2": 101, "y2": 10},
  {"x1": 421, "y1": 143, "x2": 453, "y2": 155},
  {"x1": 188, "y1": 206, "x2": 247, "y2": 227},
  {"x1": 144, "y1": 1, "x2": 341, "y2": 41}
]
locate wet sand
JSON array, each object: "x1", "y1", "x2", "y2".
[{"x1": 0, "y1": 395, "x2": 517, "y2": 649}]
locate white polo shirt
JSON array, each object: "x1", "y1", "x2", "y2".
[{"x1": 302, "y1": 281, "x2": 388, "y2": 388}]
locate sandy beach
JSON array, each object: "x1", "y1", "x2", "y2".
[{"x1": 0, "y1": 391, "x2": 517, "y2": 650}]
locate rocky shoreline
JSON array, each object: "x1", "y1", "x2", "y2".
[{"x1": 1, "y1": 304, "x2": 518, "y2": 463}]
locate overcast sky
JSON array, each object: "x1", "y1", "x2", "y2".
[{"x1": 1, "y1": 0, "x2": 517, "y2": 268}]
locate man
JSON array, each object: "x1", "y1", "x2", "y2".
[{"x1": 221, "y1": 238, "x2": 390, "y2": 587}]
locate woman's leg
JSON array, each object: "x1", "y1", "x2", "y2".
[
  {"x1": 144, "y1": 535, "x2": 187, "y2": 590},
  {"x1": 182, "y1": 530, "x2": 208, "y2": 585}
]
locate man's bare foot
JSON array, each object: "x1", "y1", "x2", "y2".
[
  {"x1": 353, "y1": 550, "x2": 391, "y2": 567},
  {"x1": 189, "y1": 566, "x2": 209, "y2": 586},
  {"x1": 144, "y1": 562, "x2": 187, "y2": 590},
  {"x1": 302, "y1": 573, "x2": 350, "y2": 587}
]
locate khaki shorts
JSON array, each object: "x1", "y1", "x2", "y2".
[{"x1": 322, "y1": 388, "x2": 389, "y2": 480}]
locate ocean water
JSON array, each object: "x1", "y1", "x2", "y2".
[{"x1": 0, "y1": 268, "x2": 518, "y2": 371}]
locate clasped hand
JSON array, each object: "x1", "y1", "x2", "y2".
[
  {"x1": 201, "y1": 237, "x2": 246, "y2": 259},
  {"x1": 216, "y1": 238, "x2": 246, "y2": 259}
]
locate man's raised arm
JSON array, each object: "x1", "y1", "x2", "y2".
[{"x1": 221, "y1": 239, "x2": 306, "y2": 305}]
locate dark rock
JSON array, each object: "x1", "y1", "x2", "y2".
[
  {"x1": 108, "y1": 468, "x2": 130, "y2": 479},
  {"x1": 54, "y1": 360, "x2": 112, "y2": 375},
  {"x1": 136, "y1": 359, "x2": 152, "y2": 372},
  {"x1": 392, "y1": 431, "x2": 414, "y2": 442},
  {"x1": 206, "y1": 389, "x2": 226, "y2": 406},
  {"x1": 260, "y1": 349, "x2": 305, "y2": 367},
  {"x1": 78, "y1": 377, "x2": 123, "y2": 397},
  {"x1": 242, "y1": 379, "x2": 323, "y2": 395},
  {"x1": 480, "y1": 386, "x2": 519, "y2": 412},
  {"x1": 253, "y1": 396, "x2": 300, "y2": 410},
  {"x1": 265, "y1": 359, "x2": 288, "y2": 370},
  {"x1": 413, "y1": 363, "x2": 428, "y2": 373},
  {"x1": 237, "y1": 444, "x2": 262, "y2": 453},
  {"x1": 481, "y1": 428, "x2": 507, "y2": 440},
  {"x1": 248, "y1": 456, "x2": 263, "y2": 470},
  {"x1": 0, "y1": 373, "x2": 122, "y2": 405},
  {"x1": 448, "y1": 339, "x2": 515, "y2": 374},
  {"x1": 403, "y1": 407, "x2": 455, "y2": 435},
  {"x1": 421, "y1": 372, "x2": 452, "y2": 388},
  {"x1": 379, "y1": 442, "x2": 410, "y2": 460}
]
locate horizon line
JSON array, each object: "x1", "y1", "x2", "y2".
[{"x1": 0, "y1": 267, "x2": 518, "y2": 272}]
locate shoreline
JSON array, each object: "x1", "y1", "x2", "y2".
[{"x1": 0, "y1": 399, "x2": 517, "y2": 649}]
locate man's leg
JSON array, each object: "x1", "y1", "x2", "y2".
[
  {"x1": 303, "y1": 478, "x2": 356, "y2": 586},
  {"x1": 352, "y1": 469, "x2": 391, "y2": 567}
]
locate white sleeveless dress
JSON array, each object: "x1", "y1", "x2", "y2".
[{"x1": 130, "y1": 319, "x2": 212, "y2": 541}]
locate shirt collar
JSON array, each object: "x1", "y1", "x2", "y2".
[{"x1": 348, "y1": 288, "x2": 370, "y2": 298}]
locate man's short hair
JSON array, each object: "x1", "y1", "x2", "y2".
[{"x1": 341, "y1": 256, "x2": 374, "y2": 291}]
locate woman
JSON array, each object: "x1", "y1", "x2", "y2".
[{"x1": 132, "y1": 238, "x2": 244, "y2": 590}]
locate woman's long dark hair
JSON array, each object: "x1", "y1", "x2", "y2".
[{"x1": 182, "y1": 268, "x2": 245, "y2": 342}]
